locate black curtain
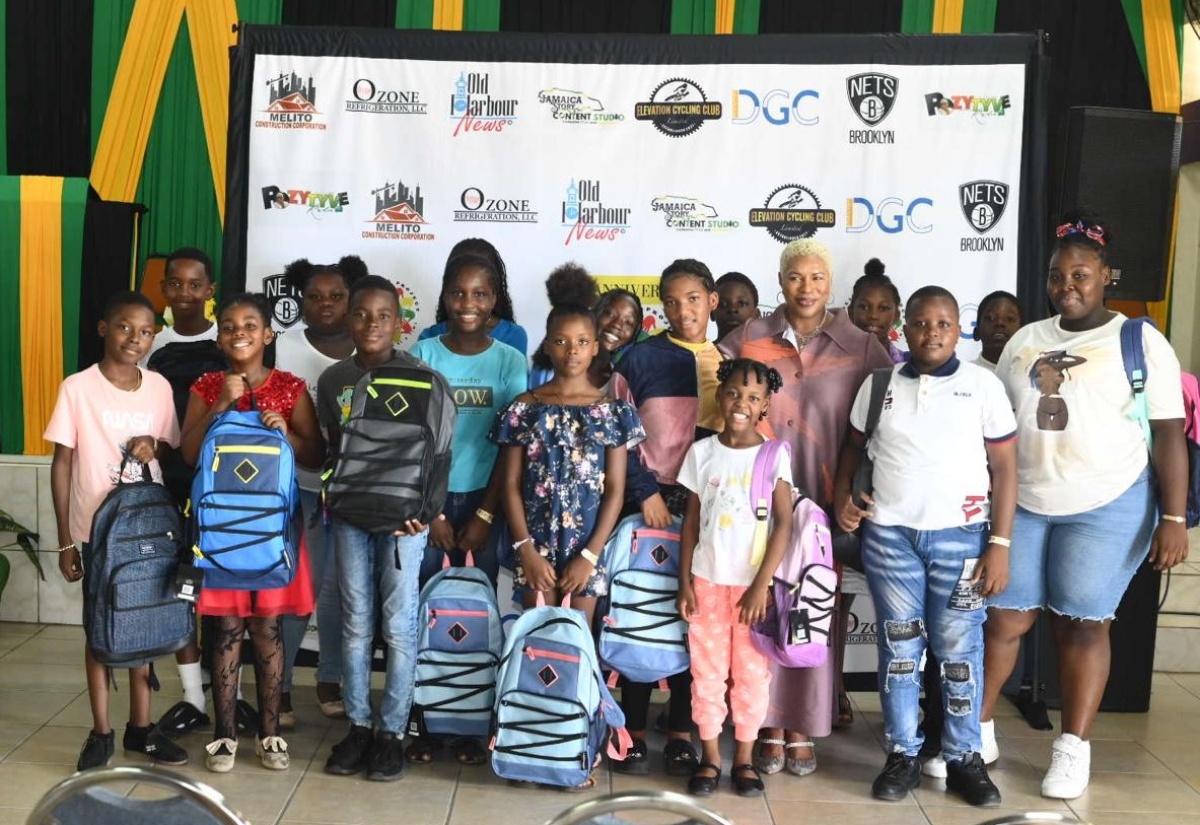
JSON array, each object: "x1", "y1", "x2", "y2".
[
  {"x1": 500, "y1": 0, "x2": 671, "y2": 33},
  {"x1": 759, "y1": 0, "x2": 903, "y2": 33},
  {"x1": 5, "y1": 0, "x2": 93, "y2": 177},
  {"x1": 281, "y1": 0, "x2": 396, "y2": 27},
  {"x1": 79, "y1": 198, "x2": 144, "y2": 370}
]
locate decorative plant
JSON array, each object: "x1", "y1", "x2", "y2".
[{"x1": 0, "y1": 509, "x2": 45, "y2": 592}]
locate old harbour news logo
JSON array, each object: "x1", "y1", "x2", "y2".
[
  {"x1": 634, "y1": 79, "x2": 722, "y2": 137},
  {"x1": 959, "y1": 180, "x2": 1009, "y2": 251},
  {"x1": 363, "y1": 179, "x2": 435, "y2": 241},
  {"x1": 345, "y1": 78, "x2": 427, "y2": 115},
  {"x1": 257, "y1": 71, "x2": 326, "y2": 130},
  {"x1": 537, "y1": 87, "x2": 624, "y2": 124},
  {"x1": 651, "y1": 196, "x2": 738, "y2": 232},
  {"x1": 846, "y1": 72, "x2": 897, "y2": 144},
  {"x1": 450, "y1": 71, "x2": 519, "y2": 136},
  {"x1": 749, "y1": 184, "x2": 836, "y2": 243},
  {"x1": 455, "y1": 187, "x2": 538, "y2": 223},
  {"x1": 562, "y1": 178, "x2": 631, "y2": 246}
]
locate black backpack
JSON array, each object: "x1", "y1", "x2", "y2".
[
  {"x1": 325, "y1": 363, "x2": 456, "y2": 533},
  {"x1": 147, "y1": 339, "x2": 228, "y2": 502},
  {"x1": 84, "y1": 461, "x2": 194, "y2": 667}
]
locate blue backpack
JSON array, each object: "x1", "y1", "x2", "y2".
[
  {"x1": 490, "y1": 596, "x2": 629, "y2": 788},
  {"x1": 596, "y1": 515, "x2": 690, "y2": 684},
  {"x1": 413, "y1": 555, "x2": 504, "y2": 738},
  {"x1": 190, "y1": 402, "x2": 300, "y2": 590}
]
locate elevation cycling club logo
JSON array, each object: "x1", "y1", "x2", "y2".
[
  {"x1": 634, "y1": 78, "x2": 722, "y2": 137},
  {"x1": 958, "y1": 180, "x2": 1009, "y2": 252},
  {"x1": 749, "y1": 185, "x2": 836, "y2": 243},
  {"x1": 846, "y1": 72, "x2": 897, "y2": 144},
  {"x1": 363, "y1": 179, "x2": 435, "y2": 241},
  {"x1": 257, "y1": 70, "x2": 326, "y2": 130},
  {"x1": 449, "y1": 71, "x2": 518, "y2": 136},
  {"x1": 537, "y1": 87, "x2": 624, "y2": 124},
  {"x1": 561, "y1": 178, "x2": 631, "y2": 247}
]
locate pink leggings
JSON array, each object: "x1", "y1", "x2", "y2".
[{"x1": 688, "y1": 576, "x2": 772, "y2": 742}]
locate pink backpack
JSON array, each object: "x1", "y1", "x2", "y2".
[{"x1": 746, "y1": 440, "x2": 838, "y2": 668}]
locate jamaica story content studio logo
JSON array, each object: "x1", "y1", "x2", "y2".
[
  {"x1": 561, "y1": 178, "x2": 631, "y2": 246},
  {"x1": 958, "y1": 180, "x2": 1008, "y2": 252},
  {"x1": 634, "y1": 79, "x2": 722, "y2": 137},
  {"x1": 846, "y1": 72, "x2": 897, "y2": 144},
  {"x1": 749, "y1": 184, "x2": 836, "y2": 244},
  {"x1": 537, "y1": 87, "x2": 624, "y2": 124},
  {"x1": 261, "y1": 185, "x2": 348, "y2": 218},
  {"x1": 363, "y1": 179, "x2": 435, "y2": 241},
  {"x1": 257, "y1": 71, "x2": 326, "y2": 130},
  {"x1": 925, "y1": 91, "x2": 1011, "y2": 120},
  {"x1": 345, "y1": 78, "x2": 427, "y2": 115},
  {"x1": 651, "y1": 196, "x2": 738, "y2": 232},
  {"x1": 454, "y1": 187, "x2": 538, "y2": 224},
  {"x1": 449, "y1": 71, "x2": 518, "y2": 136}
]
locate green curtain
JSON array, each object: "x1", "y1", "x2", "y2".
[
  {"x1": 61, "y1": 179, "x2": 88, "y2": 376},
  {"x1": 961, "y1": 0, "x2": 997, "y2": 32},
  {"x1": 238, "y1": 0, "x2": 283, "y2": 24},
  {"x1": 91, "y1": 0, "x2": 138, "y2": 156},
  {"x1": 395, "y1": 0, "x2": 434, "y2": 28},
  {"x1": 671, "y1": 0, "x2": 715, "y2": 34},
  {"x1": 0, "y1": 177, "x2": 22, "y2": 453},
  {"x1": 465, "y1": 0, "x2": 500, "y2": 31},
  {"x1": 733, "y1": 0, "x2": 761, "y2": 33},
  {"x1": 1118, "y1": 0, "x2": 1149, "y2": 79},
  {"x1": 901, "y1": 0, "x2": 934, "y2": 32}
]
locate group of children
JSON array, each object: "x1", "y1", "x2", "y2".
[{"x1": 48, "y1": 216, "x2": 1182, "y2": 806}]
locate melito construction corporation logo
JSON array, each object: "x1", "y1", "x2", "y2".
[
  {"x1": 363, "y1": 179, "x2": 435, "y2": 241},
  {"x1": 958, "y1": 180, "x2": 1009, "y2": 252},
  {"x1": 634, "y1": 79, "x2": 722, "y2": 137},
  {"x1": 846, "y1": 72, "x2": 897, "y2": 144},
  {"x1": 449, "y1": 71, "x2": 519, "y2": 136},
  {"x1": 257, "y1": 70, "x2": 326, "y2": 130},
  {"x1": 651, "y1": 196, "x2": 739, "y2": 232},
  {"x1": 537, "y1": 87, "x2": 624, "y2": 124},
  {"x1": 561, "y1": 178, "x2": 631, "y2": 246},
  {"x1": 749, "y1": 185, "x2": 837, "y2": 244}
]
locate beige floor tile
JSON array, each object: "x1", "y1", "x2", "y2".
[
  {"x1": 0, "y1": 762, "x2": 79, "y2": 808},
  {"x1": 0, "y1": 622, "x2": 41, "y2": 639},
  {"x1": 757, "y1": 758, "x2": 915, "y2": 805},
  {"x1": 1068, "y1": 771, "x2": 1200, "y2": 813},
  {"x1": 1083, "y1": 813, "x2": 1200, "y2": 825},
  {"x1": 0, "y1": 807, "x2": 31, "y2": 825},
  {"x1": 0, "y1": 636, "x2": 84, "y2": 666},
  {"x1": 3, "y1": 725, "x2": 91, "y2": 765},
  {"x1": 45, "y1": 692, "x2": 100, "y2": 728},
  {"x1": 1141, "y1": 740, "x2": 1200, "y2": 788},
  {"x1": 0, "y1": 688, "x2": 78, "y2": 726},
  {"x1": 0, "y1": 723, "x2": 38, "y2": 757},
  {"x1": 155, "y1": 769, "x2": 300, "y2": 823},
  {"x1": 1004, "y1": 736, "x2": 1171, "y2": 774},
  {"x1": 770, "y1": 798, "x2": 928, "y2": 824},
  {"x1": 919, "y1": 806, "x2": 1041, "y2": 825},
  {"x1": 287, "y1": 773, "x2": 453, "y2": 824},
  {"x1": 33, "y1": 625, "x2": 84, "y2": 641},
  {"x1": 0, "y1": 664, "x2": 85, "y2": 691},
  {"x1": 447, "y1": 785, "x2": 611, "y2": 825}
]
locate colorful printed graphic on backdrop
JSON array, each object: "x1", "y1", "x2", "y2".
[
  {"x1": 388, "y1": 280, "x2": 421, "y2": 345},
  {"x1": 257, "y1": 70, "x2": 326, "y2": 130}
]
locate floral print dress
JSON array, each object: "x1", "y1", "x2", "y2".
[{"x1": 491, "y1": 397, "x2": 644, "y2": 596}]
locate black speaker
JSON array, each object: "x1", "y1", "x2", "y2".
[{"x1": 1056, "y1": 107, "x2": 1181, "y2": 301}]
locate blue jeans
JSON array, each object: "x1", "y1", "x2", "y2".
[
  {"x1": 862, "y1": 520, "x2": 989, "y2": 763},
  {"x1": 418, "y1": 489, "x2": 500, "y2": 590},
  {"x1": 282, "y1": 490, "x2": 343, "y2": 690},
  {"x1": 335, "y1": 518, "x2": 426, "y2": 734}
]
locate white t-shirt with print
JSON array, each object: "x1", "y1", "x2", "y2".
[
  {"x1": 996, "y1": 313, "x2": 1183, "y2": 515},
  {"x1": 138, "y1": 323, "x2": 217, "y2": 367},
  {"x1": 274, "y1": 328, "x2": 345, "y2": 491},
  {"x1": 677, "y1": 436, "x2": 792, "y2": 587}
]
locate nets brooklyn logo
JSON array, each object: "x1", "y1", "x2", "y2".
[
  {"x1": 749, "y1": 184, "x2": 837, "y2": 243},
  {"x1": 846, "y1": 72, "x2": 897, "y2": 144},
  {"x1": 261, "y1": 273, "x2": 302, "y2": 329},
  {"x1": 959, "y1": 180, "x2": 1008, "y2": 252},
  {"x1": 634, "y1": 78, "x2": 722, "y2": 137},
  {"x1": 256, "y1": 71, "x2": 326, "y2": 130},
  {"x1": 363, "y1": 179, "x2": 435, "y2": 241}
]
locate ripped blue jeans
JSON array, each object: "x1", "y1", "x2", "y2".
[{"x1": 862, "y1": 520, "x2": 988, "y2": 762}]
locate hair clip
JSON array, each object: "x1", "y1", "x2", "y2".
[{"x1": 1055, "y1": 221, "x2": 1106, "y2": 246}]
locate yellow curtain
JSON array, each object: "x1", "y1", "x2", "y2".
[
  {"x1": 932, "y1": 0, "x2": 965, "y2": 32},
  {"x1": 90, "y1": 0, "x2": 187, "y2": 202},
  {"x1": 716, "y1": 0, "x2": 736, "y2": 34},
  {"x1": 185, "y1": 0, "x2": 239, "y2": 227},
  {"x1": 433, "y1": 0, "x2": 465, "y2": 30},
  {"x1": 19, "y1": 177, "x2": 65, "y2": 456}
]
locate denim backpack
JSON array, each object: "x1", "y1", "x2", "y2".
[
  {"x1": 85, "y1": 461, "x2": 193, "y2": 667},
  {"x1": 491, "y1": 596, "x2": 630, "y2": 788},
  {"x1": 190, "y1": 399, "x2": 300, "y2": 590},
  {"x1": 596, "y1": 515, "x2": 690, "y2": 684},
  {"x1": 747, "y1": 440, "x2": 838, "y2": 668},
  {"x1": 413, "y1": 554, "x2": 504, "y2": 738}
]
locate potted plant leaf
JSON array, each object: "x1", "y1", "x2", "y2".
[{"x1": 0, "y1": 508, "x2": 45, "y2": 608}]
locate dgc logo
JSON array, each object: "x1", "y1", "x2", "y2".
[
  {"x1": 844, "y1": 197, "x2": 933, "y2": 234},
  {"x1": 730, "y1": 89, "x2": 818, "y2": 126}
]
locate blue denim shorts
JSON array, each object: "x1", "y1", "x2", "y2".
[{"x1": 988, "y1": 469, "x2": 1156, "y2": 621}]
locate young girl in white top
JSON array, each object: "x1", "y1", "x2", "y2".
[{"x1": 676, "y1": 358, "x2": 793, "y2": 798}]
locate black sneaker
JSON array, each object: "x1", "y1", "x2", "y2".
[
  {"x1": 325, "y1": 724, "x2": 374, "y2": 776},
  {"x1": 611, "y1": 737, "x2": 649, "y2": 775},
  {"x1": 236, "y1": 699, "x2": 259, "y2": 736},
  {"x1": 76, "y1": 730, "x2": 115, "y2": 771},
  {"x1": 945, "y1": 752, "x2": 1002, "y2": 807},
  {"x1": 124, "y1": 723, "x2": 189, "y2": 766},
  {"x1": 157, "y1": 700, "x2": 210, "y2": 738},
  {"x1": 872, "y1": 752, "x2": 921, "y2": 801},
  {"x1": 367, "y1": 731, "x2": 405, "y2": 782},
  {"x1": 663, "y1": 738, "x2": 700, "y2": 777}
]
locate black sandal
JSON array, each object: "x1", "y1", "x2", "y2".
[
  {"x1": 687, "y1": 762, "x2": 722, "y2": 797},
  {"x1": 450, "y1": 736, "x2": 487, "y2": 766},
  {"x1": 157, "y1": 700, "x2": 210, "y2": 738},
  {"x1": 663, "y1": 738, "x2": 699, "y2": 777},
  {"x1": 731, "y1": 763, "x2": 765, "y2": 797}
]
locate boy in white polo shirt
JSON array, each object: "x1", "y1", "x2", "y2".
[{"x1": 834, "y1": 285, "x2": 1017, "y2": 808}]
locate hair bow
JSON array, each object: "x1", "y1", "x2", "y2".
[{"x1": 1055, "y1": 221, "x2": 1106, "y2": 246}]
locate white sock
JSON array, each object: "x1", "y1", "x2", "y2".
[{"x1": 178, "y1": 662, "x2": 206, "y2": 713}]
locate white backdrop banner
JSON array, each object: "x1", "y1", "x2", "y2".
[{"x1": 227, "y1": 29, "x2": 1046, "y2": 356}]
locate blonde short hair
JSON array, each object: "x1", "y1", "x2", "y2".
[{"x1": 779, "y1": 239, "x2": 833, "y2": 278}]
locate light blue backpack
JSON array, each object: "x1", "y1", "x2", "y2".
[
  {"x1": 596, "y1": 515, "x2": 690, "y2": 684},
  {"x1": 413, "y1": 554, "x2": 503, "y2": 738},
  {"x1": 490, "y1": 595, "x2": 630, "y2": 787}
]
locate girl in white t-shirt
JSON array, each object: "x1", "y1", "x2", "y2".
[
  {"x1": 676, "y1": 358, "x2": 793, "y2": 798},
  {"x1": 983, "y1": 214, "x2": 1189, "y2": 801}
]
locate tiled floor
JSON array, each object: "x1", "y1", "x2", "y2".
[{"x1": 2, "y1": 621, "x2": 1200, "y2": 825}]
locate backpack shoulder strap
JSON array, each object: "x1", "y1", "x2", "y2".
[
  {"x1": 749, "y1": 439, "x2": 791, "y2": 567},
  {"x1": 1120, "y1": 317, "x2": 1153, "y2": 450},
  {"x1": 862, "y1": 366, "x2": 894, "y2": 442}
]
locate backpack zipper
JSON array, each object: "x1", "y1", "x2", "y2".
[
  {"x1": 524, "y1": 646, "x2": 579, "y2": 664},
  {"x1": 429, "y1": 608, "x2": 490, "y2": 628},
  {"x1": 211, "y1": 444, "x2": 282, "y2": 472}
]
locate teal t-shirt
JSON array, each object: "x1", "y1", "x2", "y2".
[{"x1": 408, "y1": 335, "x2": 528, "y2": 492}]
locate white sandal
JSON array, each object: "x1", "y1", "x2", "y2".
[
  {"x1": 753, "y1": 738, "x2": 786, "y2": 775},
  {"x1": 785, "y1": 740, "x2": 817, "y2": 776}
]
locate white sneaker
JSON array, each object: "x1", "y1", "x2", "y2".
[
  {"x1": 980, "y1": 719, "x2": 999, "y2": 764},
  {"x1": 256, "y1": 736, "x2": 290, "y2": 771},
  {"x1": 922, "y1": 755, "x2": 947, "y2": 778},
  {"x1": 205, "y1": 738, "x2": 237, "y2": 773},
  {"x1": 1041, "y1": 734, "x2": 1090, "y2": 799}
]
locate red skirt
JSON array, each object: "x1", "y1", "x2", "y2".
[{"x1": 197, "y1": 534, "x2": 315, "y2": 618}]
